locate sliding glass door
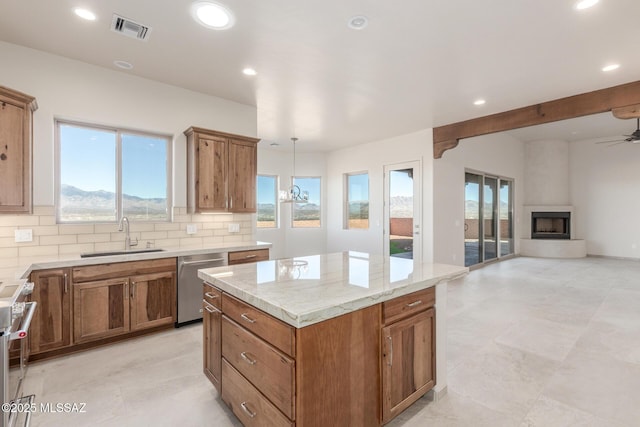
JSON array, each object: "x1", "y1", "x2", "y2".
[{"x1": 465, "y1": 171, "x2": 514, "y2": 267}]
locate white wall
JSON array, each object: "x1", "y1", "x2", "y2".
[
  {"x1": 325, "y1": 129, "x2": 434, "y2": 262},
  {"x1": 524, "y1": 140, "x2": 570, "y2": 205},
  {"x1": 0, "y1": 41, "x2": 257, "y2": 207},
  {"x1": 433, "y1": 133, "x2": 525, "y2": 265},
  {"x1": 570, "y1": 139, "x2": 640, "y2": 258},
  {"x1": 256, "y1": 148, "x2": 327, "y2": 259}
]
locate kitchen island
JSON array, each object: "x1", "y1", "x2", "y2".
[{"x1": 199, "y1": 252, "x2": 467, "y2": 427}]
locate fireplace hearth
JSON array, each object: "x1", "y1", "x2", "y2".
[{"x1": 531, "y1": 212, "x2": 570, "y2": 240}]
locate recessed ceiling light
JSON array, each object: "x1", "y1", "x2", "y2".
[
  {"x1": 74, "y1": 8, "x2": 96, "y2": 21},
  {"x1": 191, "y1": 1, "x2": 235, "y2": 30},
  {"x1": 242, "y1": 68, "x2": 257, "y2": 76},
  {"x1": 113, "y1": 60, "x2": 134, "y2": 70},
  {"x1": 348, "y1": 15, "x2": 368, "y2": 30},
  {"x1": 602, "y1": 63, "x2": 620, "y2": 72},
  {"x1": 575, "y1": 0, "x2": 598, "y2": 10},
  {"x1": 474, "y1": 99, "x2": 486, "y2": 106}
]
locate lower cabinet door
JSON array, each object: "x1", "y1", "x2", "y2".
[
  {"x1": 203, "y1": 301, "x2": 221, "y2": 391},
  {"x1": 29, "y1": 268, "x2": 72, "y2": 354},
  {"x1": 221, "y1": 359, "x2": 293, "y2": 427},
  {"x1": 129, "y1": 271, "x2": 176, "y2": 331},
  {"x1": 73, "y1": 278, "x2": 130, "y2": 344},
  {"x1": 382, "y1": 308, "x2": 435, "y2": 423}
]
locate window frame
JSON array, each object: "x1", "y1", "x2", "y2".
[
  {"x1": 291, "y1": 175, "x2": 322, "y2": 228},
  {"x1": 256, "y1": 174, "x2": 279, "y2": 229},
  {"x1": 54, "y1": 119, "x2": 173, "y2": 224},
  {"x1": 344, "y1": 171, "x2": 370, "y2": 230}
]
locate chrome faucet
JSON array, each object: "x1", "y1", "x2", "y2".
[{"x1": 118, "y1": 216, "x2": 138, "y2": 251}]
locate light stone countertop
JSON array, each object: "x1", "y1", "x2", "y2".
[
  {"x1": 198, "y1": 251, "x2": 468, "y2": 328},
  {"x1": 1, "y1": 241, "x2": 271, "y2": 282}
]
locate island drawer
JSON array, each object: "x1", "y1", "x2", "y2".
[
  {"x1": 222, "y1": 359, "x2": 294, "y2": 427},
  {"x1": 228, "y1": 249, "x2": 270, "y2": 265},
  {"x1": 203, "y1": 283, "x2": 221, "y2": 309},
  {"x1": 222, "y1": 316, "x2": 295, "y2": 420},
  {"x1": 383, "y1": 287, "x2": 435, "y2": 325},
  {"x1": 223, "y1": 293, "x2": 295, "y2": 357}
]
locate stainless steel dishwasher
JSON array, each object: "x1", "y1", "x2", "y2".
[{"x1": 177, "y1": 252, "x2": 227, "y2": 326}]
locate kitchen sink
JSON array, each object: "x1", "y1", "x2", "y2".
[{"x1": 80, "y1": 248, "x2": 165, "y2": 258}]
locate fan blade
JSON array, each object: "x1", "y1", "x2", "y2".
[
  {"x1": 595, "y1": 139, "x2": 625, "y2": 144},
  {"x1": 607, "y1": 140, "x2": 629, "y2": 146}
]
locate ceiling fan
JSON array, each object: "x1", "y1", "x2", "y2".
[{"x1": 596, "y1": 117, "x2": 640, "y2": 146}]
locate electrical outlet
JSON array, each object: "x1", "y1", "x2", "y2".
[
  {"x1": 228, "y1": 223, "x2": 240, "y2": 233},
  {"x1": 14, "y1": 229, "x2": 33, "y2": 243},
  {"x1": 186, "y1": 224, "x2": 198, "y2": 234}
]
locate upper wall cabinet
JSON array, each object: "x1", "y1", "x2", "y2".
[
  {"x1": 185, "y1": 127, "x2": 259, "y2": 214},
  {"x1": 0, "y1": 86, "x2": 37, "y2": 214}
]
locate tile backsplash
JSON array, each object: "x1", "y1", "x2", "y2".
[{"x1": 0, "y1": 206, "x2": 254, "y2": 261}]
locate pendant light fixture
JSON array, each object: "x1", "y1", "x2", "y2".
[{"x1": 279, "y1": 137, "x2": 309, "y2": 203}]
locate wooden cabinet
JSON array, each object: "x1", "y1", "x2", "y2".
[
  {"x1": 185, "y1": 127, "x2": 259, "y2": 213},
  {"x1": 381, "y1": 289, "x2": 436, "y2": 424},
  {"x1": 29, "y1": 268, "x2": 72, "y2": 354},
  {"x1": 228, "y1": 248, "x2": 270, "y2": 265},
  {"x1": 0, "y1": 86, "x2": 37, "y2": 213},
  {"x1": 130, "y1": 271, "x2": 175, "y2": 331},
  {"x1": 203, "y1": 284, "x2": 222, "y2": 391},
  {"x1": 72, "y1": 258, "x2": 176, "y2": 345},
  {"x1": 73, "y1": 277, "x2": 130, "y2": 344},
  {"x1": 206, "y1": 285, "x2": 380, "y2": 426}
]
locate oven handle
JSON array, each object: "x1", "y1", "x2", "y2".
[{"x1": 10, "y1": 301, "x2": 37, "y2": 341}]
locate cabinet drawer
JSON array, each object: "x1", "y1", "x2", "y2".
[
  {"x1": 383, "y1": 287, "x2": 435, "y2": 325},
  {"x1": 222, "y1": 316, "x2": 295, "y2": 420},
  {"x1": 203, "y1": 283, "x2": 221, "y2": 309},
  {"x1": 222, "y1": 359, "x2": 293, "y2": 427},
  {"x1": 228, "y1": 249, "x2": 269, "y2": 265},
  {"x1": 223, "y1": 293, "x2": 295, "y2": 357}
]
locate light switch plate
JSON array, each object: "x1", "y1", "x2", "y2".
[
  {"x1": 228, "y1": 223, "x2": 240, "y2": 233},
  {"x1": 186, "y1": 224, "x2": 198, "y2": 234},
  {"x1": 15, "y1": 229, "x2": 33, "y2": 242}
]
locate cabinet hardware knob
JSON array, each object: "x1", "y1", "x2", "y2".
[
  {"x1": 63, "y1": 273, "x2": 68, "y2": 294},
  {"x1": 240, "y1": 402, "x2": 256, "y2": 418},
  {"x1": 204, "y1": 292, "x2": 218, "y2": 299},
  {"x1": 244, "y1": 254, "x2": 256, "y2": 259},
  {"x1": 240, "y1": 351, "x2": 257, "y2": 365},
  {"x1": 204, "y1": 304, "x2": 215, "y2": 314},
  {"x1": 240, "y1": 313, "x2": 256, "y2": 324},
  {"x1": 406, "y1": 300, "x2": 422, "y2": 308},
  {"x1": 386, "y1": 336, "x2": 393, "y2": 366}
]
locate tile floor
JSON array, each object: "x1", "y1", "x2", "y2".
[{"x1": 23, "y1": 256, "x2": 640, "y2": 426}]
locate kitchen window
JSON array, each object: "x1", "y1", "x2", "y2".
[
  {"x1": 55, "y1": 120, "x2": 171, "y2": 223},
  {"x1": 344, "y1": 172, "x2": 369, "y2": 229},
  {"x1": 256, "y1": 174, "x2": 278, "y2": 228},
  {"x1": 292, "y1": 176, "x2": 321, "y2": 228}
]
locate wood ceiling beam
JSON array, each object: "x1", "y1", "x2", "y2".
[{"x1": 433, "y1": 80, "x2": 640, "y2": 159}]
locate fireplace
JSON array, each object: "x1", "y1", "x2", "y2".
[{"x1": 531, "y1": 212, "x2": 570, "y2": 240}]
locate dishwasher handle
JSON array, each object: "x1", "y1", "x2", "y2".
[{"x1": 181, "y1": 258, "x2": 226, "y2": 266}]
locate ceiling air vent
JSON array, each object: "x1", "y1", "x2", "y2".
[{"x1": 110, "y1": 14, "x2": 151, "y2": 41}]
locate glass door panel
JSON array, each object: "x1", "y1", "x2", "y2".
[
  {"x1": 464, "y1": 173, "x2": 482, "y2": 267},
  {"x1": 499, "y1": 179, "x2": 514, "y2": 257},
  {"x1": 384, "y1": 161, "x2": 421, "y2": 261},
  {"x1": 483, "y1": 177, "x2": 498, "y2": 262}
]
